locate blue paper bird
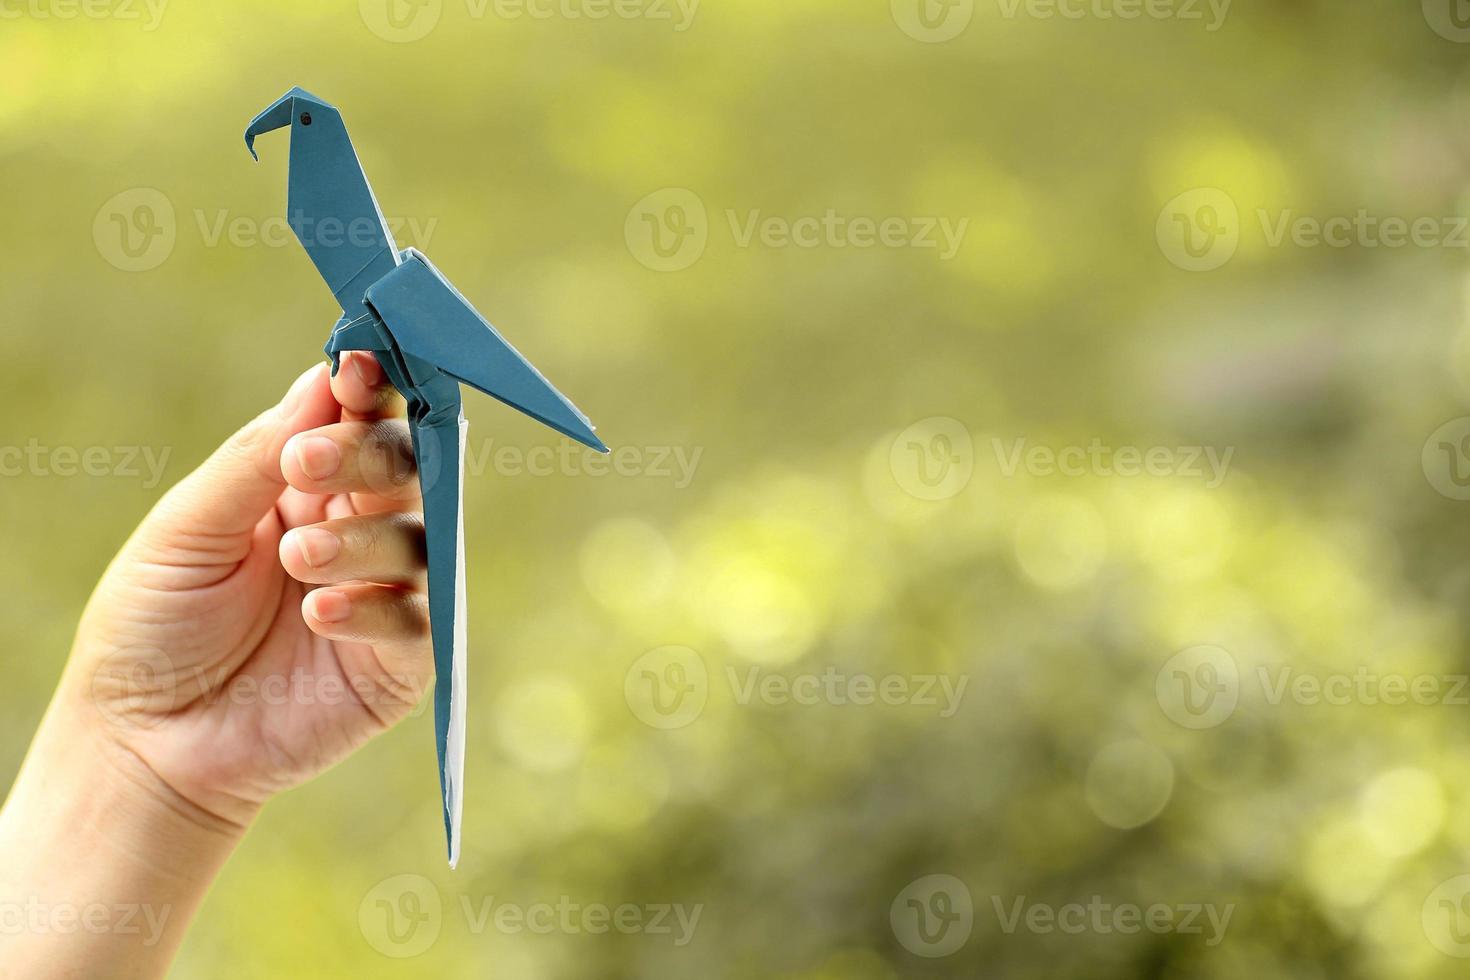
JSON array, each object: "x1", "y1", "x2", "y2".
[{"x1": 245, "y1": 87, "x2": 607, "y2": 867}]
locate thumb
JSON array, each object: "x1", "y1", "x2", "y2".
[{"x1": 145, "y1": 364, "x2": 338, "y2": 545}]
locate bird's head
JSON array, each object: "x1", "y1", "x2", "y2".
[{"x1": 244, "y1": 86, "x2": 336, "y2": 161}]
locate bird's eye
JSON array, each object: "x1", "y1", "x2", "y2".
[{"x1": 299, "y1": 112, "x2": 312, "y2": 126}]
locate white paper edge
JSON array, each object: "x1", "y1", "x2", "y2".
[{"x1": 446, "y1": 412, "x2": 469, "y2": 869}]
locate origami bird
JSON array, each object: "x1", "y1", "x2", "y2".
[{"x1": 245, "y1": 87, "x2": 607, "y2": 867}]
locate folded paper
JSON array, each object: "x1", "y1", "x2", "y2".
[{"x1": 245, "y1": 87, "x2": 607, "y2": 867}]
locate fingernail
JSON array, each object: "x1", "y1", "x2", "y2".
[
  {"x1": 294, "y1": 436, "x2": 341, "y2": 480},
  {"x1": 353, "y1": 352, "x2": 384, "y2": 388},
  {"x1": 290, "y1": 528, "x2": 340, "y2": 568},
  {"x1": 311, "y1": 590, "x2": 352, "y2": 623},
  {"x1": 281, "y1": 365, "x2": 320, "y2": 418}
]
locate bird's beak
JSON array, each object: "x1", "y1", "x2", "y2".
[{"x1": 244, "y1": 91, "x2": 297, "y2": 161}]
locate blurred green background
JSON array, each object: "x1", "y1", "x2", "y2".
[{"x1": 8, "y1": 0, "x2": 1470, "y2": 976}]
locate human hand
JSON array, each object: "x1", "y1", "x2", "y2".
[
  {"x1": 0, "y1": 356, "x2": 436, "y2": 978},
  {"x1": 65, "y1": 354, "x2": 433, "y2": 831}
]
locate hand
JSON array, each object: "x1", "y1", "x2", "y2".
[
  {"x1": 0, "y1": 356, "x2": 435, "y2": 978},
  {"x1": 66, "y1": 354, "x2": 432, "y2": 829}
]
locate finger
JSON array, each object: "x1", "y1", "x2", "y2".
[
  {"x1": 143, "y1": 364, "x2": 338, "y2": 544},
  {"x1": 331, "y1": 351, "x2": 405, "y2": 422},
  {"x1": 278, "y1": 512, "x2": 426, "y2": 586},
  {"x1": 280, "y1": 419, "x2": 421, "y2": 504},
  {"x1": 302, "y1": 583, "x2": 430, "y2": 649}
]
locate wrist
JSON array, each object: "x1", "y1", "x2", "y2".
[
  {"x1": 0, "y1": 696, "x2": 251, "y2": 977},
  {"x1": 1, "y1": 694, "x2": 251, "y2": 890}
]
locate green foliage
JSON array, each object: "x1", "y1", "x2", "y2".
[{"x1": 4, "y1": 1, "x2": 1470, "y2": 976}]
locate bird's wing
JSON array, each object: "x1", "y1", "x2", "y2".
[
  {"x1": 366, "y1": 250, "x2": 608, "y2": 453},
  {"x1": 409, "y1": 403, "x2": 468, "y2": 869}
]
